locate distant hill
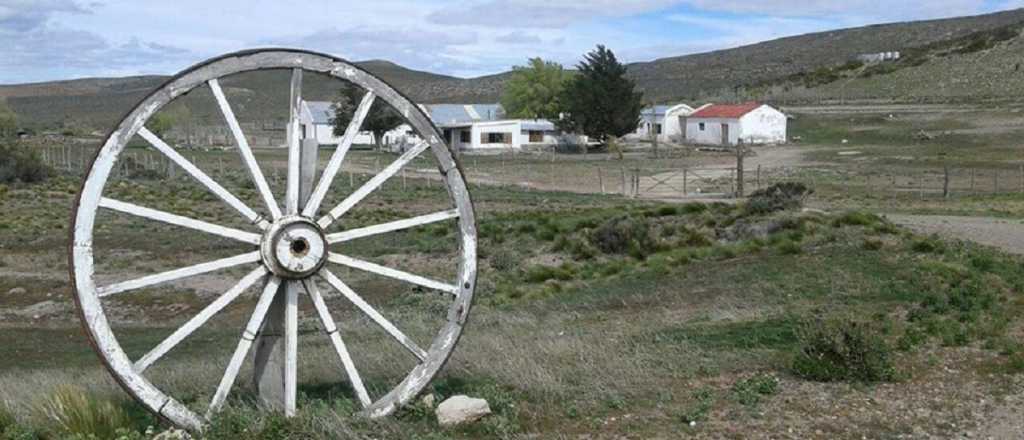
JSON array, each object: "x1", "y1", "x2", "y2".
[{"x1": 3, "y1": 8, "x2": 1024, "y2": 131}]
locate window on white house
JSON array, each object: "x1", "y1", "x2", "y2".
[
  {"x1": 460, "y1": 130, "x2": 471, "y2": 143},
  {"x1": 699, "y1": 122, "x2": 706, "y2": 131},
  {"x1": 655, "y1": 124, "x2": 662, "y2": 134},
  {"x1": 484, "y1": 132, "x2": 511, "y2": 144}
]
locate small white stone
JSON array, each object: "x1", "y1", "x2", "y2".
[
  {"x1": 7, "y1": 287, "x2": 26, "y2": 295},
  {"x1": 421, "y1": 393, "x2": 436, "y2": 408},
  {"x1": 153, "y1": 428, "x2": 191, "y2": 440},
  {"x1": 436, "y1": 395, "x2": 491, "y2": 427}
]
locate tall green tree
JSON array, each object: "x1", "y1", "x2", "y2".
[
  {"x1": 558, "y1": 45, "x2": 644, "y2": 147},
  {"x1": 0, "y1": 99, "x2": 17, "y2": 139},
  {"x1": 331, "y1": 88, "x2": 404, "y2": 151},
  {"x1": 146, "y1": 113, "x2": 174, "y2": 139},
  {"x1": 501, "y1": 58, "x2": 570, "y2": 120}
]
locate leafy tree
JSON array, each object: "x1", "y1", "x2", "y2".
[
  {"x1": 331, "y1": 88, "x2": 404, "y2": 151},
  {"x1": 501, "y1": 58, "x2": 570, "y2": 120},
  {"x1": 146, "y1": 113, "x2": 174, "y2": 139},
  {"x1": 0, "y1": 99, "x2": 17, "y2": 139},
  {"x1": 558, "y1": 45, "x2": 644, "y2": 149}
]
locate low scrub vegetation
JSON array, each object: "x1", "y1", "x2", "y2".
[
  {"x1": 791, "y1": 318, "x2": 897, "y2": 383},
  {"x1": 0, "y1": 143, "x2": 50, "y2": 184}
]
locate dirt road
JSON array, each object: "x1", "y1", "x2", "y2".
[{"x1": 887, "y1": 214, "x2": 1024, "y2": 255}]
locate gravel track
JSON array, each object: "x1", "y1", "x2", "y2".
[{"x1": 887, "y1": 214, "x2": 1024, "y2": 255}]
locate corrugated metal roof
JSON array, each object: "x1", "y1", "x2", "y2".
[
  {"x1": 424, "y1": 103, "x2": 503, "y2": 125},
  {"x1": 305, "y1": 101, "x2": 335, "y2": 125},
  {"x1": 690, "y1": 102, "x2": 762, "y2": 119},
  {"x1": 640, "y1": 104, "x2": 694, "y2": 123},
  {"x1": 521, "y1": 119, "x2": 556, "y2": 131}
]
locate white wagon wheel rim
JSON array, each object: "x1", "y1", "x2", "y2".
[{"x1": 68, "y1": 48, "x2": 478, "y2": 431}]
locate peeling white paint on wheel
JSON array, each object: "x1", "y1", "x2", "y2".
[{"x1": 69, "y1": 49, "x2": 478, "y2": 433}]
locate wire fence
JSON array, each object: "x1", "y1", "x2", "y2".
[{"x1": 35, "y1": 144, "x2": 1024, "y2": 202}]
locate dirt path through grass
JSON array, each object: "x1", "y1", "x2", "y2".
[{"x1": 888, "y1": 214, "x2": 1024, "y2": 255}]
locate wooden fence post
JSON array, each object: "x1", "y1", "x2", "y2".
[
  {"x1": 735, "y1": 141, "x2": 745, "y2": 197},
  {"x1": 756, "y1": 164, "x2": 761, "y2": 190},
  {"x1": 620, "y1": 166, "x2": 626, "y2": 196},
  {"x1": 683, "y1": 168, "x2": 688, "y2": 196},
  {"x1": 943, "y1": 165, "x2": 950, "y2": 199},
  {"x1": 598, "y1": 167, "x2": 604, "y2": 194},
  {"x1": 994, "y1": 170, "x2": 999, "y2": 194},
  {"x1": 970, "y1": 168, "x2": 976, "y2": 193}
]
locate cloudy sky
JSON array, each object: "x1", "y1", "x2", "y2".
[{"x1": 2, "y1": 0, "x2": 1023, "y2": 84}]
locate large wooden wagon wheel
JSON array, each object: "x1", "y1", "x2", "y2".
[{"x1": 69, "y1": 49, "x2": 477, "y2": 431}]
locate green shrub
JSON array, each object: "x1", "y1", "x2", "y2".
[
  {"x1": 680, "y1": 203, "x2": 708, "y2": 214},
  {"x1": 862, "y1": 239, "x2": 883, "y2": 251},
  {"x1": 832, "y1": 211, "x2": 881, "y2": 227},
  {"x1": 32, "y1": 385, "x2": 135, "y2": 440},
  {"x1": 731, "y1": 374, "x2": 779, "y2": 406},
  {"x1": 523, "y1": 264, "x2": 575, "y2": 283},
  {"x1": 791, "y1": 318, "x2": 896, "y2": 383},
  {"x1": 0, "y1": 143, "x2": 50, "y2": 184},
  {"x1": 0, "y1": 404, "x2": 15, "y2": 433},
  {"x1": 590, "y1": 216, "x2": 657, "y2": 259},
  {"x1": 744, "y1": 182, "x2": 811, "y2": 215},
  {"x1": 679, "y1": 388, "x2": 715, "y2": 424},
  {"x1": 488, "y1": 247, "x2": 520, "y2": 272},
  {"x1": 910, "y1": 236, "x2": 945, "y2": 254},
  {"x1": 775, "y1": 239, "x2": 803, "y2": 255}
]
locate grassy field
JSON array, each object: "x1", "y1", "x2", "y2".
[{"x1": 2, "y1": 140, "x2": 1024, "y2": 439}]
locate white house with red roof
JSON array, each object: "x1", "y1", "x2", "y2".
[{"x1": 684, "y1": 102, "x2": 787, "y2": 146}]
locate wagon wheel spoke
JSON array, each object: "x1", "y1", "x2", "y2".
[
  {"x1": 99, "y1": 197, "x2": 261, "y2": 245},
  {"x1": 286, "y1": 68, "x2": 303, "y2": 215},
  {"x1": 138, "y1": 127, "x2": 268, "y2": 229},
  {"x1": 301, "y1": 278, "x2": 372, "y2": 407},
  {"x1": 134, "y1": 267, "x2": 268, "y2": 373},
  {"x1": 302, "y1": 92, "x2": 375, "y2": 218},
  {"x1": 318, "y1": 268, "x2": 428, "y2": 361},
  {"x1": 209, "y1": 276, "x2": 282, "y2": 416},
  {"x1": 327, "y1": 253, "x2": 458, "y2": 296},
  {"x1": 317, "y1": 140, "x2": 431, "y2": 229},
  {"x1": 209, "y1": 78, "x2": 282, "y2": 220},
  {"x1": 97, "y1": 251, "x2": 261, "y2": 298},
  {"x1": 326, "y1": 209, "x2": 458, "y2": 244},
  {"x1": 283, "y1": 280, "x2": 300, "y2": 416}
]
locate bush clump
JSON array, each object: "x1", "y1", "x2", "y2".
[
  {"x1": 744, "y1": 182, "x2": 811, "y2": 215},
  {"x1": 590, "y1": 216, "x2": 657, "y2": 259},
  {"x1": 0, "y1": 143, "x2": 50, "y2": 184},
  {"x1": 33, "y1": 385, "x2": 137, "y2": 439},
  {"x1": 791, "y1": 318, "x2": 896, "y2": 383},
  {"x1": 731, "y1": 374, "x2": 780, "y2": 406}
]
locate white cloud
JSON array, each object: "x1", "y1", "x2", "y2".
[
  {"x1": 0, "y1": 0, "x2": 193, "y2": 82},
  {"x1": 427, "y1": 0, "x2": 678, "y2": 28}
]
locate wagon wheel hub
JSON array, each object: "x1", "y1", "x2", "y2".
[{"x1": 260, "y1": 216, "x2": 328, "y2": 279}]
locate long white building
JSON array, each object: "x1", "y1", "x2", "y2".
[{"x1": 298, "y1": 101, "x2": 559, "y2": 152}]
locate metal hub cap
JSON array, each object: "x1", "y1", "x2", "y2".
[{"x1": 261, "y1": 216, "x2": 327, "y2": 279}]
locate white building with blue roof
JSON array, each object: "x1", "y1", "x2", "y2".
[{"x1": 300, "y1": 101, "x2": 560, "y2": 152}]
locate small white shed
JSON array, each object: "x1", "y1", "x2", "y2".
[
  {"x1": 299, "y1": 101, "x2": 375, "y2": 146},
  {"x1": 685, "y1": 103, "x2": 786, "y2": 146},
  {"x1": 631, "y1": 103, "x2": 695, "y2": 142}
]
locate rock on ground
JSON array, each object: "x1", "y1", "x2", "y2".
[
  {"x1": 153, "y1": 429, "x2": 191, "y2": 440},
  {"x1": 436, "y1": 395, "x2": 491, "y2": 427},
  {"x1": 7, "y1": 287, "x2": 26, "y2": 295}
]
